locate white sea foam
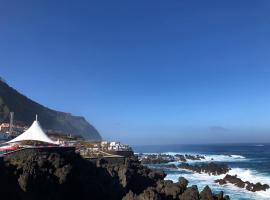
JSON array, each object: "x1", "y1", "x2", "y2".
[
  {"x1": 202, "y1": 154, "x2": 246, "y2": 162},
  {"x1": 253, "y1": 144, "x2": 264, "y2": 147},
  {"x1": 228, "y1": 168, "x2": 270, "y2": 184},
  {"x1": 141, "y1": 150, "x2": 269, "y2": 199},
  {"x1": 156, "y1": 152, "x2": 247, "y2": 163},
  {"x1": 165, "y1": 167, "x2": 270, "y2": 200},
  {"x1": 227, "y1": 168, "x2": 270, "y2": 198},
  {"x1": 230, "y1": 155, "x2": 246, "y2": 159}
]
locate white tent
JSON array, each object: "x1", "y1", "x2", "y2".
[{"x1": 7, "y1": 116, "x2": 57, "y2": 144}]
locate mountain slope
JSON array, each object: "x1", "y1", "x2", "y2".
[{"x1": 0, "y1": 79, "x2": 102, "y2": 140}]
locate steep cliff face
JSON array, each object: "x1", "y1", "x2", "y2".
[{"x1": 0, "y1": 79, "x2": 101, "y2": 140}]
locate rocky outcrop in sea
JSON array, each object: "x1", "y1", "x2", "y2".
[
  {"x1": 0, "y1": 149, "x2": 229, "y2": 200},
  {"x1": 139, "y1": 154, "x2": 205, "y2": 164},
  {"x1": 215, "y1": 174, "x2": 270, "y2": 192},
  {"x1": 178, "y1": 163, "x2": 230, "y2": 176}
]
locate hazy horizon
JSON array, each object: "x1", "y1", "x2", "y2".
[{"x1": 1, "y1": 0, "x2": 270, "y2": 145}]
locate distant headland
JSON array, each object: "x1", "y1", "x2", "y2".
[{"x1": 0, "y1": 78, "x2": 101, "y2": 140}]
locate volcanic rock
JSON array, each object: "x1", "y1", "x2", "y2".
[
  {"x1": 139, "y1": 154, "x2": 174, "y2": 164},
  {"x1": 215, "y1": 174, "x2": 269, "y2": 192},
  {"x1": 139, "y1": 154, "x2": 206, "y2": 165},
  {"x1": 178, "y1": 163, "x2": 230, "y2": 175},
  {"x1": 179, "y1": 185, "x2": 200, "y2": 200},
  {"x1": 0, "y1": 149, "x2": 230, "y2": 200},
  {"x1": 200, "y1": 186, "x2": 213, "y2": 200},
  {"x1": 185, "y1": 154, "x2": 205, "y2": 161}
]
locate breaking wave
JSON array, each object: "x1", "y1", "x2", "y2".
[
  {"x1": 165, "y1": 167, "x2": 270, "y2": 200},
  {"x1": 143, "y1": 152, "x2": 247, "y2": 163},
  {"x1": 137, "y1": 144, "x2": 270, "y2": 200}
]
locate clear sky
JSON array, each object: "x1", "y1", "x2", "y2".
[{"x1": 1, "y1": 0, "x2": 270, "y2": 145}]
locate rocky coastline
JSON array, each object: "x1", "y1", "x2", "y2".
[
  {"x1": 178, "y1": 163, "x2": 230, "y2": 176},
  {"x1": 215, "y1": 174, "x2": 270, "y2": 192},
  {"x1": 138, "y1": 153, "x2": 270, "y2": 193},
  {"x1": 0, "y1": 149, "x2": 229, "y2": 200},
  {"x1": 139, "y1": 154, "x2": 205, "y2": 164}
]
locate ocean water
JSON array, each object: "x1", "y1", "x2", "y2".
[{"x1": 133, "y1": 144, "x2": 270, "y2": 200}]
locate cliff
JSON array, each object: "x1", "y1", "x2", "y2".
[{"x1": 0, "y1": 79, "x2": 101, "y2": 140}]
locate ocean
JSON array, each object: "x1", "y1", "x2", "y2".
[{"x1": 133, "y1": 143, "x2": 270, "y2": 200}]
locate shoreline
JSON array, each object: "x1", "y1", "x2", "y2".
[
  {"x1": 135, "y1": 144, "x2": 270, "y2": 200},
  {"x1": 0, "y1": 148, "x2": 229, "y2": 200}
]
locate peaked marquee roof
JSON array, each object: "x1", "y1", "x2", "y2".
[{"x1": 7, "y1": 117, "x2": 56, "y2": 144}]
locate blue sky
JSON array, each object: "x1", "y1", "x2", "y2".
[{"x1": 1, "y1": 0, "x2": 270, "y2": 144}]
